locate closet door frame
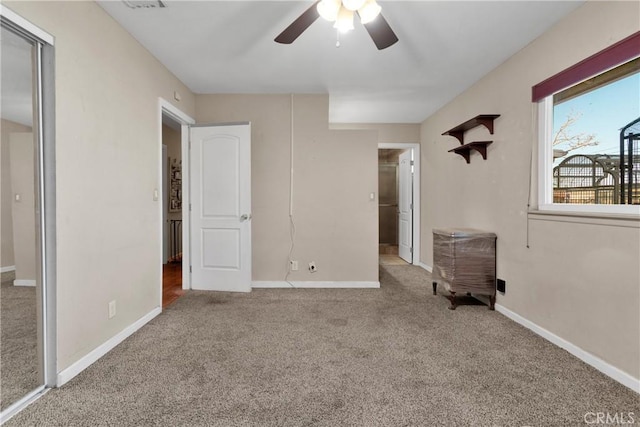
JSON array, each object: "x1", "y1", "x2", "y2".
[{"x1": 0, "y1": 5, "x2": 56, "y2": 423}]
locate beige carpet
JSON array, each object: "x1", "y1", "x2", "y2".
[
  {"x1": 0, "y1": 271, "x2": 40, "y2": 411},
  {"x1": 6, "y1": 265, "x2": 639, "y2": 425}
]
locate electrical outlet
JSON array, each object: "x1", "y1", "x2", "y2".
[
  {"x1": 308, "y1": 261, "x2": 317, "y2": 273},
  {"x1": 108, "y1": 300, "x2": 116, "y2": 319},
  {"x1": 290, "y1": 260, "x2": 298, "y2": 271},
  {"x1": 497, "y1": 279, "x2": 506, "y2": 293}
]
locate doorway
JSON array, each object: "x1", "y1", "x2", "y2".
[
  {"x1": 161, "y1": 114, "x2": 184, "y2": 307},
  {"x1": 158, "y1": 100, "x2": 194, "y2": 308},
  {"x1": 378, "y1": 143, "x2": 420, "y2": 266}
]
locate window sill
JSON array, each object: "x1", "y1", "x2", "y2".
[{"x1": 529, "y1": 207, "x2": 640, "y2": 228}]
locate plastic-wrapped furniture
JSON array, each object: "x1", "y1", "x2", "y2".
[{"x1": 432, "y1": 228, "x2": 497, "y2": 310}]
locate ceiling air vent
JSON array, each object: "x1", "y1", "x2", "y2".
[{"x1": 122, "y1": 0, "x2": 166, "y2": 9}]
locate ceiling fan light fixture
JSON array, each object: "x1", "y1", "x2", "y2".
[
  {"x1": 358, "y1": 0, "x2": 382, "y2": 24},
  {"x1": 317, "y1": 0, "x2": 341, "y2": 22},
  {"x1": 342, "y1": 0, "x2": 366, "y2": 12},
  {"x1": 333, "y1": 6, "x2": 355, "y2": 33},
  {"x1": 275, "y1": 0, "x2": 396, "y2": 49}
]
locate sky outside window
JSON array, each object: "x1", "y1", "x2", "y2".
[{"x1": 552, "y1": 70, "x2": 640, "y2": 166}]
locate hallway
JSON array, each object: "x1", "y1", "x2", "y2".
[{"x1": 162, "y1": 263, "x2": 183, "y2": 308}]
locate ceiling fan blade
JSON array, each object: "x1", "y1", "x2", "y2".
[
  {"x1": 361, "y1": 13, "x2": 398, "y2": 50},
  {"x1": 275, "y1": 1, "x2": 321, "y2": 44}
]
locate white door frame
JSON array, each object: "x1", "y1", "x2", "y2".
[
  {"x1": 158, "y1": 99, "x2": 195, "y2": 306},
  {"x1": 378, "y1": 142, "x2": 421, "y2": 265},
  {"x1": 161, "y1": 144, "x2": 168, "y2": 264}
]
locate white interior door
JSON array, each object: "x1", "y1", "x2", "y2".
[
  {"x1": 189, "y1": 123, "x2": 251, "y2": 292},
  {"x1": 398, "y1": 150, "x2": 413, "y2": 263}
]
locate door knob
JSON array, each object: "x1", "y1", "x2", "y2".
[{"x1": 240, "y1": 214, "x2": 252, "y2": 222}]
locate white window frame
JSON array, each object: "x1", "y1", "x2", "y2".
[{"x1": 537, "y1": 82, "x2": 640, "y2": 216}]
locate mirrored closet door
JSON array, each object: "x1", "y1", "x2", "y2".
[{"x1": 1, "y1": 11, "x2": 55, "y2": 419}]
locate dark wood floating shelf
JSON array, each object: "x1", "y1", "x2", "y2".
[
  {"x1": 448, "y1": 141, "x2": 493, "y2": 164},
  {"x1": 442, "y1": 114, "x2": 500, "y2": 145}
]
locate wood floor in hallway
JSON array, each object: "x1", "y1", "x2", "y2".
[{"x1": 162, "y1": 263, "x2": 184, "y2": 308}]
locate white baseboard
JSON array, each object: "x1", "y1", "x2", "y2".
[
  {"x1": 417, "y1": 262, "x2": 432, "y2": 273},
  {"x1": 252, "y1": 281, "x2": 380, "y2": 289},
  {"x1": 56, "y1": 307, "x2": 162, "y2": 387},
  {"x1": 0, "y1": 265, "x2": 16, "y2": 273},
  {"x1": 496, "y1": 304, "x2": 640, "y2": 394},
  {"x1": 14, "y1": 279, "x2": 35, "y2": 287}
]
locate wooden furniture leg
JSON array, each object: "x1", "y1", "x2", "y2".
[
  {"x1": 489, "y1": 294, "x2": 496, "y2": 311},
  {"x1": 447, "y1": 291, "x2": 457, "y2": 310},
  {"x1": 432, "y1": 282, "x2": 437, "y2": 295}
]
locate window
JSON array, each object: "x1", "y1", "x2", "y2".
[{"x1": 534, "y1": 32, "x2": 640, "y2": 215}]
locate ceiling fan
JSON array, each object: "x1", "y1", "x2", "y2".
[{"x1": 275, "y1": 0, "x2": 398, "y2": 50}]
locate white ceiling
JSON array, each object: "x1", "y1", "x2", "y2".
[
  {"x1": 97, "y1": 0, "x2": 583, "y2": 123},
  {"x1": 2, "y1": 1, "x2": 585, "y2": 126}
]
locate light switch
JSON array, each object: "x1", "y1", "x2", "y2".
[
  {"x1": 153, "y1": 189, "x2": 159, "y2": 201},
  {"x1": 14, "y1": 193, "x2": 21, "y2": 202},
  {"x1": 369, "y1": 192, "x2": 376, "y2": 201}
]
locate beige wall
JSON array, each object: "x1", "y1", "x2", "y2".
[
  {"x1": 196, "y1": 94, "x2": 379, "y2": 282},
  {"x1": 1, "y1": 119, "x2": 32, "y2": 269},
  {"x1": 9, "y1": 132, "x2": 36, "y2": 283},
  {"x1": 333, "y1": 125, "x2": 419, "y2": 250},
  {"x1": 331, "y1": 123, "x2": 420, "y2": 144},
  {"x1": 420, "y1": 1, "x2": 640, "y2": 379},
  {"x1": 162, "y1": 125, "x2": 181, "y2": 161},
  {"x1": 5, "y1": 1, "x2": 196, "y2": 371}
]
